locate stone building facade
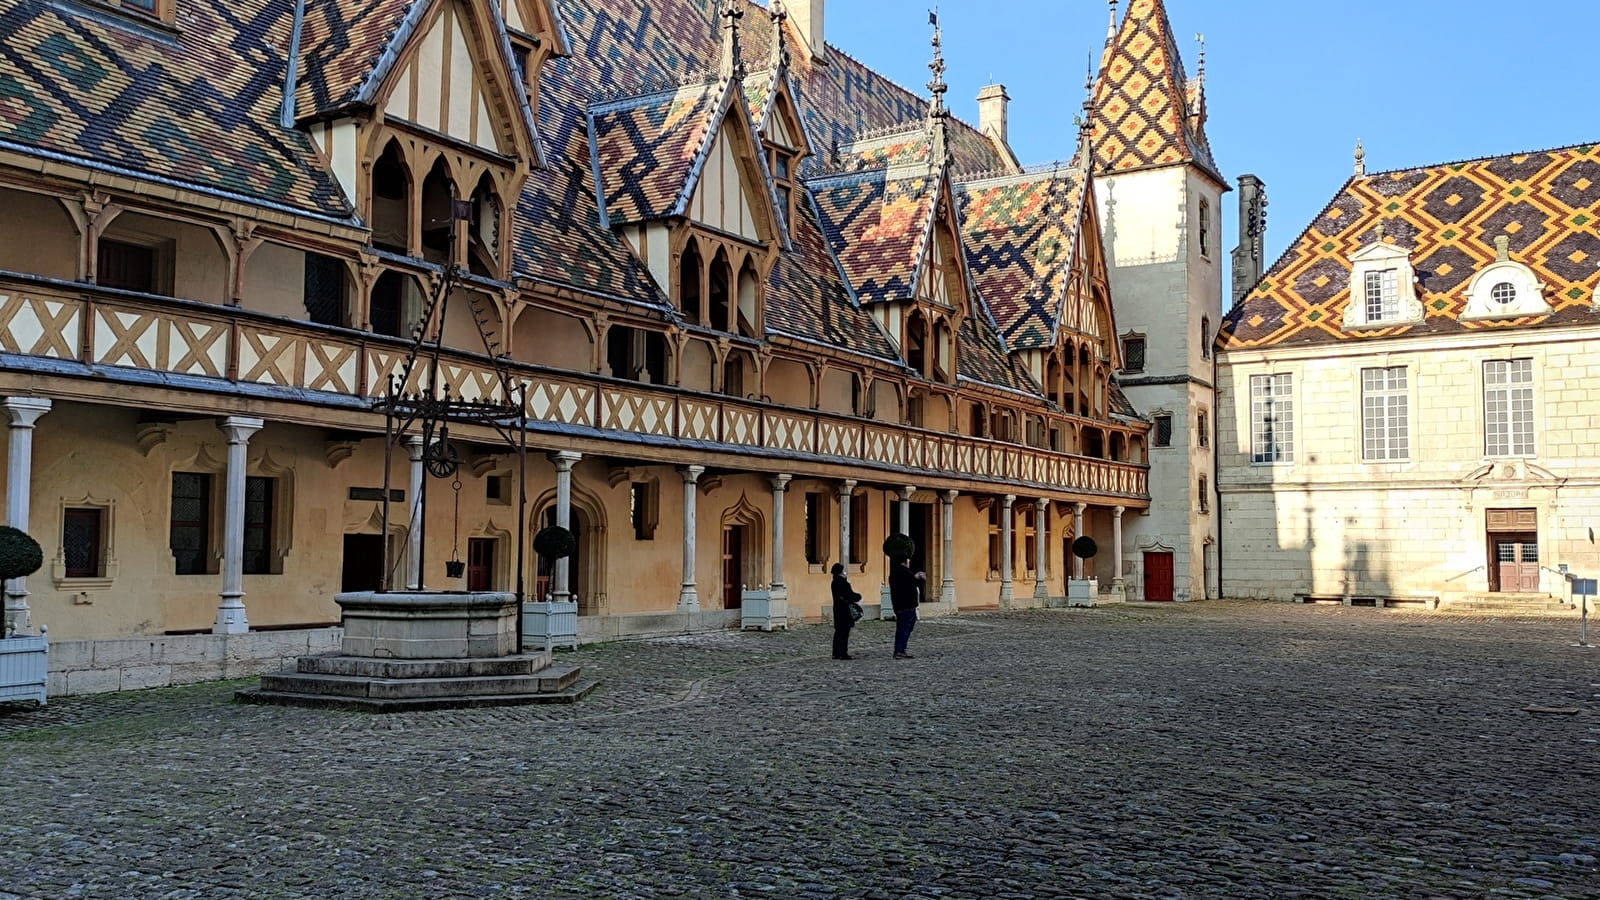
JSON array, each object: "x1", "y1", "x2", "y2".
[
  {"x1": 1217, "y1": 143, "x2": 1600, "y2": 606},
  {"x1": 0, "y1": 0, "x2": 1228, "y2": 693}
]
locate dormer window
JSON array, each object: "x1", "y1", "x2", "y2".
[
  {"x1": 1462, "y1": 237, "x2": 1551, "y2": 321},
  {"x1": 95, "y1": 0, "x2": 174, "y2": 23},
  {"x1": 767, "y1": 145, "x2": 799, "y2": 225},
  {"x1": 1343, "y1": 233, "x2": 1421, "y2": 328}
]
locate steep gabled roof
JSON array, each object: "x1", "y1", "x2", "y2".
[
  {"x1": 1090, "y1": 0, "x2": 1221, "y2": 183},
  {"x1": 958, "y1": 165, "x2": 1090, "y2": 350},
  {"x1": 765, "y1": 191, "x2": 899, "y2": 360},
  {"x1": 294, "y1": 0, "x2": 415, "y2": 119},
  {"x1": 809, "y1": 130, "x2": 941, "y2": 305},
  {"x1": 588, "y1": 81, "x2": 723, "y2": 225},
  {"x1": 0, "y1": 0, "x2": 350, "y2": 217},
  {"x1": 1219, "y1": 143, "x2": 1600, "y2": 350}
]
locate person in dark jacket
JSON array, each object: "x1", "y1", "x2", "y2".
[
  {"x1": 830, "y1": 563, "x2": 859, "y2": 660},
  {"x1": 888, "y1": 557, "x2": 924, "y2": 658}
]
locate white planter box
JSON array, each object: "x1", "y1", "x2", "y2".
[
  {"x1": 1066, "y1": 578, "x2": 1100, "y2": 607},
  {"x1": 741, "y1": 588, "x2": 788, "y2": 631},
  {"x1": 523, "y1": 601, "x2": 579, "y2": 650},
  {"x1": 0, "y1": 628, "x2": 48, "y2": 705}
]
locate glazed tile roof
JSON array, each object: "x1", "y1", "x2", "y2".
[
  {"x1": 293, "y1": 0, "x2": 414, "y2": 118},
  {"x1": 957, "y1": 166, "x2": 1090, "y2": 350},
  {"x1": 0, "y1": 0, "x2": 349, "y2": 217},
  {"x1": 958, "y1": 312, "x2": 1037, "y2": 394},
  {"x1": 1219, "y1": 143, "x2": 1600, "y2": 349},
  {"x1": 589, "y1": 81, "x2": 722, "y2": 224},
  {"x1": 1090, "y1": 0, "x2": 1220, "y2": 183},
  {"x1": 765, "y1": 191, "x2": 898, "y2": 360},
  {"x1": 809, "y1": 137, "x2": 940, "y2": 307}
]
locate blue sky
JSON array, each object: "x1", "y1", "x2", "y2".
[{"x1": 824, "y1": 0, "x2": 1597, "y2": 298}]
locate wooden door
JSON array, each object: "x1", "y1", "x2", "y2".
[
  {"x1": 1493, "y1": 536, "x2": 1541, "y2": 592},
  {"x1": 1144, "y1": 551, "x2": 1174, "y2": 602},
  {"x1": 467, "y1": 537, "x2": 495, "y2": 591},
  {"x1": 722, "y1": 525, "x2": 745, "y2": 609},
  {"x1": 341, "y1": 534, "x2": 385, "y2": 592}
]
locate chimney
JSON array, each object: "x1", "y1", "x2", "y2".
[
  {"x1": 977, "y1": 84, "x2": 1010, "y2": 149},
  {"x1": 789, "y1": 0, "x2": 826, "y2": 63},
  {"x1": 1230, "y1": 174, "x2": 1268, "y2": 307}
]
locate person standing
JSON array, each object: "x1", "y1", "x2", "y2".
[
  {"x1": 830, "y1": 563, "x2": 859, "y2": 660},
  {"x1": 889, "y1": 557, "x2": 924, "y2": 659}
]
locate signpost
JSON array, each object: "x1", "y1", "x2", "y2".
[{"x1": 1573, "y1": 577, "x2": 1595, "y2": 648}]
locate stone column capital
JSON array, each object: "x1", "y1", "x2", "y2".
[
  {"x1": 219, "y1": 416, "x2": 264, "y2": 444},
  {"x1": 551, "y1": 450, "x2": 582, "y2": 472},
  {"x1": 838, "y1": 479, "x2": 856, "y2": 497},
  {"x1": 1001, "y1": 494, "x2": 1016, "y2": 508},
  {"x1": 402, "y1": 433, "x2": 426, "y2": 459},
  {"x1": 899, "y1": 485, "x2": 917, "y2": 501},
  {"x1": 770, "y1": 473, "x2": 792, "y2": 492},
  {"x1": 1073, "y1": 501, "x2": 1087, "y2": 515},
  {"x1": 1113, "y1": 505, "x2": 1125, "y2": 518},
  {"x1": 941, "y1": 489, "x2": 958, "y2": 503},
  {"x1": 2, "y1": 397, "x2": 52, "y2": 429},
  {"x1": 679, "y1": 464, "x2": 706, "y2": 484},
  {"x1": 1036, "y1": 497, "x2": 1050, "y2": 511}
]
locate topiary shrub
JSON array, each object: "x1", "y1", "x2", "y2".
[
  {"x1": 882, "y1": 533, "x2": 916, "y2": 562},
  {"x1": 0, "y1": 526, "x2": 43, "y2": 581},
  {"x1": 1071, "y1": 535, "x2": 1098, "y2": 560},
  {"x1": 533, "y1": 525, "x2": 577, "y2": 562}
]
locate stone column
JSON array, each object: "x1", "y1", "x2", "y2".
[
  {"x1": 214, "y1": 416, "x2": 264, "y2": 634},
  {"x1": 897, "y1": 486, "x2": 915, "y2": 535},
  {"x1": 837, "y1": 479, "x2": 856, "y2": 568},
  {"x1": 1072, "y1": 502, "x2": 1087, "y2": 580},
  {"x1": 678, "y1": 466, "x2": 705, "y2": 609},
  {"x1": 1111, "y1": 505, "x2": 1126, "y2": 600},
  {"x1": 404, "y1": 435, "x2": 426, "y2": 591},
  {"x1": 1033, "y1": 498, "x2": 1050, "y2": 602},
  {"x1": 2, "y1": 398, "x2": 50, "y2": 635},
  {"x1": 769, "y1": 475, "x2": 791, "y2": 588},
  {"x1": 939, "y1": 490, "x2": 957, "y2": 607},
  {"x1": 551, "y1": 451, "x2": 581, "y2": 603},
  {"x1": 999, "y1": 494, "x2": 1015, "y2": 608}
]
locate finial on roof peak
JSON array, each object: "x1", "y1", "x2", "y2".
[
  {"x1": 1194, "y1": 33, "x2": 1205, "y2": 81},
  {"x1": 769, "y1": 1, "x2": 789, "y2": 71},
  {"x1": 719, "y1": 0, "x2": 746, "y2": 81},
  {"x1": 926, "y1": 8, "x2": 947, "y2": 117},
  {"x1": 1374, "y1": 221, "x2": 1385, "y2": 244},
  {"x1": 1107, "y1": 0, "x2": 1118, "y2": 42},
  {"x1": 1353, "y1": 138, "x2": 1366, "y2": 177}
]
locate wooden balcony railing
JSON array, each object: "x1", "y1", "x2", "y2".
[{"x1": 0, "y1": 278, "x2": 1148, "y2": 500}]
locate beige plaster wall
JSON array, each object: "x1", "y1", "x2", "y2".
[
  {"x1": 0, "y1": 188, "x2": 77, "y2": 280},
  {"x1": 104, "y1": 212, "x2": 229, "y2": 303},
  {"x1": 242, "y1": 241, "x2": 307, "y2": 321},
  {"x1": 512, "y1": 306, "x2": 591, "y2": 370}
]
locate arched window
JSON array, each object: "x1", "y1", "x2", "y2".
[
  {"x1": 679, "y1": 240, "x2": 703, "y2": 323},
  {"x1": 467, "y1": 173, "x2": 502, "y2": 278},
  {"x1": 371, "y1": 141, "x2": 410, "y2": 254},
  {"x1": 419, "y1": 159, "x2": 456, "y2": 264},
  {"x1": 736, "y1": 257, "x2": 759, "y2": 338},
  {"x1": 709, "y1": 250, "x2": 732, "y2": 331},
  {"x1": 1200, "y1": 316, "x2": 1212, "y2": 360}
]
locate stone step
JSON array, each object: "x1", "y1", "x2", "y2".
[
  {"x1": 258, "y1": 670, "x2": 577, "y2": 701},
  {"x1": 293, "y1": 653, "x2": 552, "y2": 680},
  {"x1": 534, "y1": 664, "x2": 582, "y2": 693},
  {"x1": 235, "y1": 679, "x2": 599, "y2": 713}
]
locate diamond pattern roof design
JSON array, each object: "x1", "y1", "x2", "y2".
[
  {"x1": 589, "y1": 81, "x2": 721, "y2": 224},
  {"x1": 1220, "y1": 143, "x2": 1600, "y2": 349},
  {"x1": 1090, "y1": 0, "x2": 1219, "y2": 182}
]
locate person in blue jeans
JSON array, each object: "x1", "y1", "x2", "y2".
[{"x1": 888, "y1": 557, "x2": 924, "y2": 658}]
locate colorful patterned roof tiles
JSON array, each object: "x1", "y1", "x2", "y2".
[
  {"x1": 810, "y1": 164, "x2": 939, "y2": 307},
  {"x1": 958, "y1": 168, "x2": 1088, "y2": 350},
  {"x1": 1219, "y1": 143, "x2": 1600, "y2": 350},
  {"x1": 765, "y1": 191, "x2": 898, "y2": 359},
  {"x1": 0, "y1": 0, "x2": 350, "y2": 216},
  {"x1": 1090, "y1": 0, "x2": 1220, "y2": 183},
  {"x1": 589, "y1": 80, "x2": 722, "y2": 225},
  {"x1": 293, "y1": 0, "x2": 414, "y2": 119}
]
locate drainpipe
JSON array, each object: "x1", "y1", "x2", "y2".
[{"x1": 280, "y1": 0, "x2": 307, "y2": 129}]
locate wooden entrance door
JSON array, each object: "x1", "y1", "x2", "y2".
[
  {"x1": 467, "y1": 537, "x2": 495, "y2": 591},
  {"x1": 1487, "y1": 508, "x2": 1539, "y2": 593},
  {"x1": 341, "y1": 534, "x2": 386, "y2": 592},
  {"x1": 1144, "y1": 551, "x2": 1174, "y2": 601},
  {"x1": 722, "y1": 525, "x2": 745, "y2": 609}
]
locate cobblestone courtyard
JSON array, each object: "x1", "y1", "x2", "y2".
[{"x1": 1, "y1": 601, "x2": 1597, "y2": 899}]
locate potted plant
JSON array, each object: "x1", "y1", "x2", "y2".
[
  {"x1": 525, "y1": 525, "x2": 579, "y2": 650},
  {"x1": 0, "y1": 525, "x2": 42, "y2": 635},
  {"x1": 0, "y1": 526, "x2": 48, "y2": 705},
  {"x1": 882, "y1": 533, "x2": 916, "y2": 562},
  {"x1": 1067, "y1": 535, "x2": 1099, "y2": 607}
]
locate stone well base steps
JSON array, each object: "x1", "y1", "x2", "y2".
[
  {"x1": 235, "y1": 651, "x2": 597, "y2": 712},
  {"x1": 1442, "y1": 593, "x2": 1574, "y2": 616}
]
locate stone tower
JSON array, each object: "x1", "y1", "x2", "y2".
[{"x1": 1089, "y1": 0, "x2": 1225, "y2": 601}]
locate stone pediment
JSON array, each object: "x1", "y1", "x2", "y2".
[{"x1": 1460, "y1": 460, "x2": 1566, "y2": 487}]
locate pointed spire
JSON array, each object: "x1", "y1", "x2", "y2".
[
  {"x1": 1353, "y1": 138, "x2": 1366, "y2": 177},
  {"x1": 1194, "y1": 32, "x2": 1205, "y2": 81},
  {"x1": 1107, "y1": 0, "x2": 1119, "y2": 43},
  {"x1": 769, "y1": 0, "x2": 790, "y2": 72},
  {"x1": 719, "y1": 0, "x2": 745, "y2": 81},
  {"x1": 925, "y1": 9, "x2": 950, "y2": 172}
]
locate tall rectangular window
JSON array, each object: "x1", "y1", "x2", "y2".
[
  {"x1": 171, "y1": 472, "x2": 212, "y2": 575},
  {"x1": 804, "y1": 492, "x2": 826, "y2": 565},
  {"x1": 1361, "y1": 367, "x2": 1410, "y2": 461},
  {"x1": 1484, "y1": 359, "x2": 1535, "y2": 456},
  {"x1": 631, "y1": 481, "x2": 657, "y2": 540},
  {"x1": 243, "y1": 476, "x2": 274, "y2": 575},
  {"x1": 1153, "y1": 414, "x2": 1173, "y2": 447},
  {"x1": 1198, "y1": 476, "x2": 1209, "y2": 513},
  {"x1": 1364, "y1": 269, "x2": 1399, "y2": 322},
  {"x1": 62, "y1": 508, "x2": 105, "y2": 579},
  {"x1": 1198, "y1": 199, "x2": 1211, "y2": 259},
  {"x1": 1197, "y1": 410, "x2": 1209, "y2": 448},
  {"x1": 303, "y1": 253, "x2": 346, "y2": 326},
  {"x1": 986, "y1": 504, "x2": 1002, "y2": 576},
  {"x1": 1250, "y1": 374, "x2": 1294, "y2": 464}
]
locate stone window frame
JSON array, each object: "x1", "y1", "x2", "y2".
[
  {"x1": 1249, "y1": 373, "x2": 1295, "y2": 465},
  {"x1": 1483, "y1": 358, "x2": 1536, "y2": 458},
  {"x1": 1461, "y1": 251, "x2": 1550, "y2": 321},
  {"x1": 1360, "y1": 365, "x2": 1411, "y2": 462},
  {"x1": 52, "y1": 494, "x2": 121, "y2": 591},
  {"x1": 1343, "y1": 241, "x2": 1421, "y2": 329}
]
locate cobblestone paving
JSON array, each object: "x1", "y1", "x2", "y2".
[{"x1": 2, "y1": 602, "x2": 1598, "y2": 899}]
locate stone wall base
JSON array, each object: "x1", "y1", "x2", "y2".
[{"x1": 47, "y1": 628, "x2": 344, "y2": 698}]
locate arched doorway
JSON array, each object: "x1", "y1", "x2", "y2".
[
  {"x1": 534, "y1": 485, "x2": 609, "y2": 615},
  {"x1": 719, "y1": 494, "x2": 765, "y2": 610}
]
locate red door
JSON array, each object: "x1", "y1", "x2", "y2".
[
  {"x1": 467, "y1": 538, "x2": 495, "y2": 591},
  {"x1": 722, "y1": 525, "x2": 745, "y2": 609},
  {"x1": 1144, "y1": 552, "x2": 1174, "y2": 602}
]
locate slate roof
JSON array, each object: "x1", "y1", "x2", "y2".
[
  {"x1": 1219, "y1": 143, "x2": 1600, "y2": 350},
  {"x1": 0, "y1": 0, "x2": 350, "y2": 217},
  {"x1": 1090, "y1": 0, "x2": 1221, "y2": 183},
  {"x1": 958, "y1": 165, "x2": 1090, "y2": 351}
]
